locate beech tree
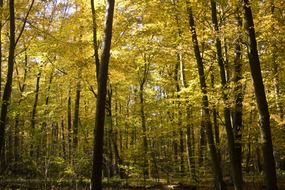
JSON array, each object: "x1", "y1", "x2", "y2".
[
  {"x1": 0, "y1": 0, "x2": 284, "y2": 189},
  {"x1": 91, "y1": 0, "x2": 115, "y2": 189},
  {"x1": 187, "y1": 2, "x2": 226, "y2": 189},
  {"x1": 243, "y1": 0, "x2": 278, "y2": 189}
]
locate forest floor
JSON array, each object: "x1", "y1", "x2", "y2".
[{"x1": 1, "y1": 177, "x2": 285, "y2": 189}]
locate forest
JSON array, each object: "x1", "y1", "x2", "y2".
[{"x1": 0, "y1": 0, "x2": 284, "y2": 190}]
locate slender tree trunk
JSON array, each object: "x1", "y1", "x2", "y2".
[
  {"x1": 91, "y1": 0, "x2": 100, "y2": 80},
  {"x1": 187, "y1": 3, "x2": 226, "y2": 189},
  {"x1": 73, "y1": 76, "x2": 81, "y2": 151},
  {"x1": 186, "y1": 125, "x2": 196, "y2": 181},
  {"x1": 0, "y1": 0, "x2": 3, "y2": 97},
  {"x1": 210, "y1": 1, "x2": 242, "y2": 189},
  {"x1": 245, "y1": 133, "x2": 251, "y2": 173},
  {"x1": 40, "y1": 71, "x2": 53, "y2": 159},
  {"x1": 51, "y1": 122, "x2": 59, "y2": 156},
  {"x1": 30, "y1": 71, "x2": 41, "y2": 157},
  {"x1": 67, "y1": 89, "x2": 72, "y2": 163},
  {"x1": 210, "y1": 70, "x2": 221, "y2": 162},
  {"x1": 0, "y1": 0, "x2": 15, "y2": 172},
  {"x1": 0, "y1": 0, "x2": 34, "y2": 164},
  {"x1": 272, "y1": 51, "x2": 283, "y2": 119},
  {"x1": 198, "y1": 111, "x2": 206, "y2": 166},
  {"x1": 91, "y1": 1, "x2": 115, "y2": 189},
  {"x1": 270, "y1": 1, "x2": 283, "y2": 119},
  {"x1": 61, "y1": 119, "x2": 66, "y2": 159},
  {"x1": 112, "y1": 98, "x2": 124, "y2": 177},
  {"x1": 174, "y1": 53, "x2": 184, "y2": 175},
  {"x1": 106, "y1": 88, "x2": 114, "y2": 177},
  {"x1": 14, "y1": 49, "x2": 28, "y2": 162},
  {"x1": 140, "y1": 82, "x2": 149, "y2": 179},
  {"x1": 243, "y1": 1, "x2": 277, "y2": 189},
  {"x1": 233, "y1": 10, "x2": 244, "y2": 190}
]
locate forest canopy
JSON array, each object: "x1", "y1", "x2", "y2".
[{"x1": 0, "y1": 0, "x2": 284, "y2": 190}]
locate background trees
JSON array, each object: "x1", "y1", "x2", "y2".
[{"x1": 0, "y1": 0, "x2": 284, "y2": 189}]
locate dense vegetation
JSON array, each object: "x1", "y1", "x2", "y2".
[{"x1": 0, "y1": 0, "x2": 285, "y2": 189}]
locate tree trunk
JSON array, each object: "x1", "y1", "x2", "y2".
[
  {"x1": 91, "y1": 0, "x2": 100, "y2": 81},
  {"x1": 0, "y1": 0, "x2": 15, "y2": 172},
  {"x1": 186, "y1": 124, "x2": 196, "y2": 181},
  {"x1": 113, "y1": 99, "x2": 124, "y2": 177},
  {"x1": 198, "y1": 111, "x2": 206, "y2": 167},
  {"x1": 0, "y1": 0, "x2": 3, "y2": 97},
  {"x1": 67, "y1": 88, "x2": 72, "y2": 163},
  {"x1": 270, "y1": 1, "x2": 283, "y2": 119},
  {"x1": 243, "y1": 0, "x2": 277, "y2": 189},
  {"x1": 14, "y1": 49, "x2": 28, "y2": 162},
  {"x1": 187, "y1": 3, "x2": 226, "y2": 189},
  {"x1": 210, "y1": 1, "x2": 242, "y2": 189},
  {"x1": 51, "y1": 122, "x2": 59, "y2": 156},
  {"x1": 73, "y1": 76, "x2": 81, "y2": 151},
  {"x1": 30, "y1": 70, "x2": 41, "y2": 157},
  {"x1": 61, "y1": 119, "x2": 66, "y2": 159},
  {"x1": 233, "y1": 10, "x2": 244, "y2": 190},
  {"x1": 140, "y1": 81, "x2": 149, "y2": 179},
  {"x1": 174, "y1": 52, "x2": 184, "y2": 175},
  {"x1": 106, "y1": 88, "x2": 114, "y2": 177},
  {"x1": 91, "y1": 0, "x2": 115, "y2": 189},
  {"x1": 40, "y1": 71, "x2": 53, "y2": 159}
]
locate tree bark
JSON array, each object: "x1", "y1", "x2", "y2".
[
  {"x1": 91, "y1": 0, "x2": 115, "y2": 189},
  {"x1": 30, "y1": 70, "x2": 42, "y2": 157},
  {"x1": 67, "y1": 89, "x2": 72, "y2": 163},
  {"x1": 270, "y1": 0, "x2": 283, "y2": 119},
  {"x1": 0, "y1": 0, "x2": 16, "y2": 172},
  {"x1": 233, "y1": 10, "x2": 244, "y2": 190},
  {"x1": 91, "y1": 0, "x2": 100, "y2": 81},
  {"x1": 198, "y1": 111, "x2": 206, "y2": 166},
  {"x1": 210, "y1": 1, "x2": 242, "y2": 189},
  {"x1": 73, "y1": 76, "x2": 81, "y2": 151},
  {"x1": 210, "y1": 72, "x2": 221, "y2": 162},
  {"x1": 61, "y1": 119, "x2": 66, "y2": 159},
  {"x1": 187, "y1": 3, "x2": 226, "y2": 189},
  {"x1": 243, "y1": 0, "x2": 277, "y2": 189},
  {"x1": 139, "y1": 68, "x2": 149, "y2": 179},
  {"x1": 14, "y1": 48, "x2": 28, "y2": 162},
  {"x1": 0, "y1": 0, "x2": 3, "y2": 98}
]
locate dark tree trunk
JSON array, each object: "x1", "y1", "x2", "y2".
[
  {"x1": 40, "y1": 71, "x2": 53, "y2": 159},
  {"x1": 0, "y1": 0, "x2": 15, "y2": 172},
  {"x1": 51, "y1": 122, "x2": 59, "y2": 156},
  {"x1": 243, "y1": 0, "x2": 277, "y2": 189},
  {"x1": 14, "y1": 49, "x2": 28, "y2": 162},
  {"x1": 210, "y1": 1, "x2": 242, "y2": 189},
  {"x1": 73, "y1": 77, "x2": 81, "y2": 151},
  {"x1": 198, "y1": 111, "x2": 206, "y2": 166},
  {"x1": 0, "y1": 0, "x2": 3, "y2": 97},
  {"x1": 106, "y1": 88, "x2": 114, "y2": 177},
  {"x1": 187, "y1": 3, "x2": 226, "y2": 189},
  {"x1": 138, "y1": 56, "x2": 151, "y2": 180},
  {"x1": 0, "y1": 0, "x2": 34, "y2": 166},
  {"x1": 112, "y1": 99, "x2": 124, "y2": 177},
  {"x1": 67, "y1": 89, "x2": 72, "y2": 163},
  {"x1": 212, "y1": 109, "x2": 220, "y2": 162},
  {"x1": 233, "y1": 10, "x2": 244, "y2": 190},
  {"x1": 61, "y1": 119, "x2": 66, "y2": 159},
  {"x1": 174, "y1": 53, "x2": 184, "y2": 175},
  {"x1": 91, "y1": 0, "x2": 115, "y2": 189},
  {"x1": 140, "y1": 81, "x2": 149, "y2": 179},
  {"x1": 30, "y1": 71, "x2": 41, "y2": 157},
  {"x1": 179, "y1": 128, "x2": 184, "y2": 175},
  {"x1": 270, "y1": 1, "x2": 283, "y2": 119},
  {"x1": 210, "y1": 70, "x2": 221, "y2": 162},
  {"x1": 91, "y1": 0, "x2": 100, "y2": 81}
]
